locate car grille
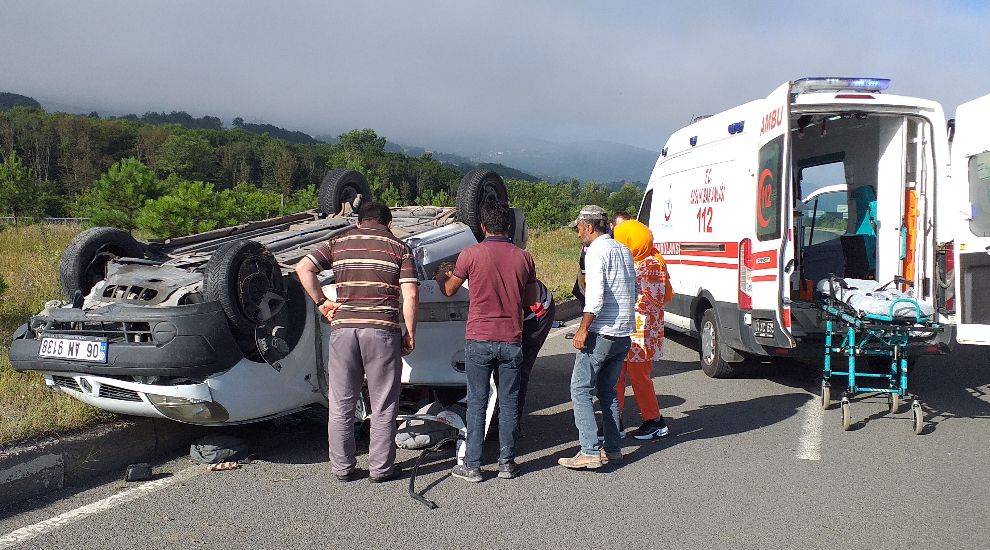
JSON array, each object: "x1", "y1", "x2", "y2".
[
  {"x1": 45, "y1": 321, "x2": 154, "y2": 345},
  {"x1": 101, "y1": 284, "x2": 159, "y2": 303},
  {"x1": 51, "y1": 375, "x2": 81, "y2": 391},
  {"x1": 98, "y1": 384, "x2": 142, "y2": 402}
]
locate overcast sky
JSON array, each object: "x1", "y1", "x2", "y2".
[{"x1": 2, "y1": 0, "x2": 988, "y2": 153}]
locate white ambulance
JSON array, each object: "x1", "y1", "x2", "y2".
[{"x1": 638, "y1": 77, "x2": 989, "y2": 377}]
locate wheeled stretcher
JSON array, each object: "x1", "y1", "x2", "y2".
[{"x1": 816, "y1": 276, "x2": 941, "y2": 434}]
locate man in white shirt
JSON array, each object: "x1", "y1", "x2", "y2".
[{"x1": 559, "y1": 205, "x2": 638, "y2": 470}]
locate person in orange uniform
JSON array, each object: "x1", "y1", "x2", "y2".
[{"x1": 612, "y1": 219, "x2": 674, "y2": 440}]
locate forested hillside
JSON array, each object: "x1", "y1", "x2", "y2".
[{"x1": 0, "y1": 106, "x2": 642, "y2": 238}]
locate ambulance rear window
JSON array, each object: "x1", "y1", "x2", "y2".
[{"x1": 969, "y1": 152, "x2": 990, "y2": 237}]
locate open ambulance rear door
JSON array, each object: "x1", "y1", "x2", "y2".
[
  {"x1": 952, "y1": 93, "x2": 990, "y2": 345},
  {"x1": 749, "y1": 82, "x2": 795, "y2": 348}
]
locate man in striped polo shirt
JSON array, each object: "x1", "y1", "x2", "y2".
[{"x1": 295, "y1": 202, "x2": 419, "y2": 483}]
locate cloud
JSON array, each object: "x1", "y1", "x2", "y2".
[{"x1": 1, "y1": 0, "x2": 988, "y2": 152}]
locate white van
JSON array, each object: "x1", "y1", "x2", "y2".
[{"x1": 638, "y1": 77, "x2": 988, "y2": 376}]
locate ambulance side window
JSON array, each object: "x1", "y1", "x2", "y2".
[
  {"x1": 638, "y1": 190, "x2": 653, "y2": 225},
  {"x1": 968, "y1": 152, "x2": 990, "y2": 237}
]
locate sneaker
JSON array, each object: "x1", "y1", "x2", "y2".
[
  {"x1": 369, "y1": 469, "x2": 400, "y2": 483},
  {"x1": 497, "y1": 461, "x2": 519, "y2": 479},
  {"x1": 451, "y1": 464, "x2": 483, "y2": 483},
  {"x1": 599, "y1": 449, "x2": 622, "y2": 464},
  {"x1": 558, "y1": 451, "x2": 603, "y2": 470},
  {"x1": 632, "y1": 417, "x2": 670, "y2": 440}
]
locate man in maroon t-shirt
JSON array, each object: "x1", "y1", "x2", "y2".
[{"x1": 436, "y1": 200, "x2": 537, "y2": 482}]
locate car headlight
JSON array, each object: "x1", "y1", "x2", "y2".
[{"x1": 147, "y1": 394, "x2": 229, "y2": 423}]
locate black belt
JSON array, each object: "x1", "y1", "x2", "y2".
[{"x1": 591, "y1": 332, "x2": 625, "y2": 341}]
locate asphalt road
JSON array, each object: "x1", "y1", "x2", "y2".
[{"x1": 2, "y1": 325, "x2": 989, "y2": 549}]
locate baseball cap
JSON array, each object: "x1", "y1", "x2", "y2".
[{"x1": 568, "y1": 204, "x2": 608, "y2": 228}]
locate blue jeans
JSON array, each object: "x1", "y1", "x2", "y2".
[
  {"x1": 464, "y1": 339, "x2": 522, "y2": 468},
  {"x1": 570, "y1": 333, "x2": 631, "y2": 456}
]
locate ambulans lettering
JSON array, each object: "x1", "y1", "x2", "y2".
[
  {"x1": 658, "y1": 242, "x2": 681, "y2": 255},
  {"x1": 760, "y1": 106, "x2": 784, "y2": 135}
]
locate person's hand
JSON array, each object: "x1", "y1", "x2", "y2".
[
  {"x1": 572, "y1": 327, "x2": 588, "y2": 350},
  {"x1": 434, "y1": 261, "x2": 456, "y2": 285},
  {"x1": 318, "y1": 299, "x2": 340, "y2": 321},
  {"x1": 401, "y1": 332, "x2": 415, "y2": 356}
]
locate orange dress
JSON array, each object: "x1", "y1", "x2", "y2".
[{"x1": 627, "y1": 255, "x2": 666, "y2": 362}]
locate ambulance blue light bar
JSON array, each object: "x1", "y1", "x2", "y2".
[{"x1": 792, "y1": 77, "x2": 890, "y2": 94}]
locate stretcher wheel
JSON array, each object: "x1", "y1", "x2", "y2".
[
  {"x1": 840, "y1": 398, "x2": 852, "y2": 431},
  {"x1": 820, "y1": 381, "x2": 831, "y2": 410},
  {"x1": 912, "y1": 401, "x2": 924, "y2": 435},
  {"x1": 888, "y1": 393, "x2": 900, "y2": 414}
]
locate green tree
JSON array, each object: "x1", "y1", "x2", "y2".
[
  {"x1": 606, "y1": 183, "x2": 644, "y2": 216},
  {"x1": 0, "y1": 151, "x2": 59, "y2": 218},
  {"x1": 216, "y1": 182, "x2": 282, "y2": 225},
  {"x1": 136, "y1": 178, "x2": 220, "y2": 238},
  {"x1": 156, "y1": 132, "x2": 214, "y2": 181},
  {"x1": 284, "y1": 184, "x2": 317, "y2": 213},
  {"x1": 77, "y1": 158, "x2": 160, "y2": 231}
]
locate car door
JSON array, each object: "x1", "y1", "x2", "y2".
[
  {"x1": 750, "y1": 82, "x2": 794, "y2": 345},
  {"x1": 952, "y1": 93, "x2": 990, "y2": 345}
]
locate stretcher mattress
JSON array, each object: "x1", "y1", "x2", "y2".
[{"x1": 817, "y1": 278, "x2": 934, "y2": 321}]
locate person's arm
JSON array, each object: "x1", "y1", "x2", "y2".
[
  {"x1": 294, "y1": 255, "x2": 340, "y2": 320},
  {"x1": 524, "y1": 254, "x2": 539, "y2": 306},
  {"x1": 400, "y1": 281, "x2": 418, "y2": 355},
  {"x1": 572, "y1": 312, "x2": 596, "y2": 351},
  {"x1": 435, "y1": 256, "x2": 468, "y2": 297}
]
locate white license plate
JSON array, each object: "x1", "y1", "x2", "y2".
[
  {"x1": 39, "y1": 336, "x2": 108, "y2": 363},
  {"x1": 753, "y1": 319, "x2": 775, "y2": 338}
]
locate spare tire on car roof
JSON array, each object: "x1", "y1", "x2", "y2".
[
  {"x1": 58, "y1": 227, "x2": 146, "y2": 301},
  {"x1": 456, "y1": 169, "x2": 508, "y2": 242},
  {"x1": 203, "y1": 239, "x2": 287, "y2": 341},
  {"x1": 318, "y1": 169, "x2": 373, "y2": 215}
]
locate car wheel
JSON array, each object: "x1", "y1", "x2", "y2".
[
  {"x1": 318, "y1": 169, "x2": 372, "y2": 215},
  {"x1": 58, "y1": 227, "x2": 146, "y2": 300},
  {"x1": 203, "y1": 239, "x2": 287, "y2": 340},
  {"x1": 699, "y1": 308, "x2": 736, "y2": 378},
  {"x1": 456, "y1": 169, "x2": 508, "y2": 242}
]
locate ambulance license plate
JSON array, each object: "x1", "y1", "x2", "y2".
[
  {"x1": 39, "y1": 336, "x2": 108, "y2": 363},
  {"x1": 753, "y1": 319, "x2": 775, "y2": 338}
]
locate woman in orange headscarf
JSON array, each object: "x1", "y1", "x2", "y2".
[{"x1": 612, "y1": 219, "x2": 673, "y2": 440}]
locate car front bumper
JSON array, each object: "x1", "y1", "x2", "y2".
[{"x1": 9, "y1": 301, "x2": 243, "y2": 378}]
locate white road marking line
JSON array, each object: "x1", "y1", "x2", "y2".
[
  {"x1": 795, "y1": 396, "x2": 823, "y2": 461},
  {"x1": 0, "y1": 466, "x2": 204, "y2": 549}
]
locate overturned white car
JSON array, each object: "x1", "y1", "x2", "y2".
[{"x1": 9, "y1": 169, "x2": 521, "y2": 425}]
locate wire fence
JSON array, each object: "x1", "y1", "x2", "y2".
[{"x1": 0, "y1": 217, "x2": 89, "y2": 226}]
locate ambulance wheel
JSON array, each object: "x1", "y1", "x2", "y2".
[
  {"x1": 912, "y1": 401, "x2": 924, "y2": 435},
  {"x1": 699, "y1": 309, "x2": 735, "y2": 378},
  {"x1": 456, "y1": 169, "x2": 508, "y2": 242},
  {"x1": 888, "y1": 393, "x2": 901, "y2": 414},
  {"x1": 821, "y1": 381, "x2": 831, "y2": 410},
  {"x1": 841, "y1": 398, "x2": 852, "y2": 431},
  {"x1": 318, "y1": 169, "x2": 372, "y2": 215}
]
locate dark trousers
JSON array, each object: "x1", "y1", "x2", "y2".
[
  {"x1": 464, "y1": 339, "x2": 522, "y2": 468},
  {"x1": 517, "y1": 301, "x2": 556, "y2": 420}
]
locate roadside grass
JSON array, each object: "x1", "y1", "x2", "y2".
[
  {"x1": 528, "y1": 227, "x2": 583, "y2": 302},
  {"x1": 0, "y1": 224, "x2": 113, "y2": 447}
]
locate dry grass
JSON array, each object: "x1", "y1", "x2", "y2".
[
  {"x1": 528, "y1": 227, "x2": 584, "y2": 302},
  {"x1": 0, "y1": 224, "x2": 113, "y2": 447}
]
